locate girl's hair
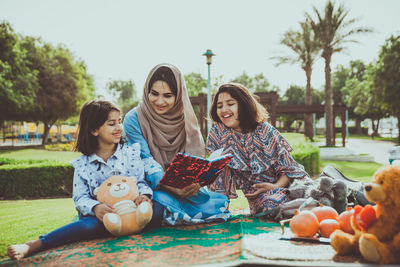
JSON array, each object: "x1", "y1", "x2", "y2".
[
  {"x1": 148, "y1": 66, "x2": 177, "y2": 96},
  {"x1": 74, "y1": 100, "x2": 123, "y2": 155},
  {"x1": 210, "y1": 83, "x2": 269, "y2": 133}
]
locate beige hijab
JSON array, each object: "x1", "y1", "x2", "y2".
[{"x1": 136, "y1": 63, "x2": 205, "y2": 169}]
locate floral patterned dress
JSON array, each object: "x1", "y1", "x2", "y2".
[{"x1": 206, "y1": 122, "x2": 309, "y2": 215}]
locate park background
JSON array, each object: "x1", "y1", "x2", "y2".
[{"x1": 1, "y1": 0, "x2": 400, "y2": 262}]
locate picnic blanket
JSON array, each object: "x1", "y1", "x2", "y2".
[{"x1": 1, "y1": 214, "x2": 369, "y2": 267}]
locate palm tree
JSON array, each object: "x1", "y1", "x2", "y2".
[
  {"x1": 272, "y1": 20, "x2": 320, "y2": 141},
  {"x1": 306, "y1": 0, "x2": 371, "y2": 146}
]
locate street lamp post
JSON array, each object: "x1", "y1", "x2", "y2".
[{"x1": 202, "y1": 49, "x2": 215, "y2": 133}]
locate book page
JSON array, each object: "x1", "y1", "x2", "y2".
[{"x1": 208, "y1": 148, "x2": 225, "y2": 161}]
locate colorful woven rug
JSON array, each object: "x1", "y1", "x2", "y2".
[{"x1": 1, "y1": 215, "x2": 368, "y2": 267}]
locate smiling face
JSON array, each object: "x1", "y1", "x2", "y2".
[
  {"x1": 92, "y1": 110, "x2": 122, "y2": 147},
  {"x1": 148, "y1": 80, "x2": 176, "y2": 115},
  {"x1": 216, "y1": 92, "x2": 242, "y2": 132}
]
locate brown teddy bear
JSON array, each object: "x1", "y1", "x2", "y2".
[
  {"x1": 94, "y1": 175, "x2": 153, "y2": 237},
  {"x1": 330, "y1": 165, "x2": 400, "y2": 264}
]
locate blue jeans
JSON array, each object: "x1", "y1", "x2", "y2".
[{"x1": 40, "y1": 200, "x2": 164, "y2": 250}]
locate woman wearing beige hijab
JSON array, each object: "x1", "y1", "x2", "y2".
[{"x1": 123, "y1": 63, "x2": 230, "y2": 225}]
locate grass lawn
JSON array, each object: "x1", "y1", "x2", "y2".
[
  {"x1": 347, "y1": 134, "x2": 398, "y2": 143},
  {"x1": 0, "y1": 198, "x2": 76, "y2": 259},
  {"x1": 0, "y1": 148, "x2": 81, "y2": 162},
  {"x1": 229, "y1": 190, "x2": 248, "y2": 211},
  {"x1": 315, "y1": 133, "x2": 398, "y2": 144},
  {"x1": 281, "y1": 132, "x2": 308, "y2": 145},
  {"x1": 320, "y1": 160, "x2": 383, "y2": 183}
]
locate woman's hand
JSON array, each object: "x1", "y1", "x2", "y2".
[
  {"x1": 93, "y1": 203, "x2": 115, "y2": 221},
  {"x1": 135, "y1": 195, "x2": 152, "y2": 206},
  {"x1": 245, "y1": 183, "x2": 276, "y2": 198},
  {"x1": 163, "y1": 183, "x2": 201, "y2": 198},
  {"x1": 245, "y1": 174, "x2": 291, "y2": 199}
]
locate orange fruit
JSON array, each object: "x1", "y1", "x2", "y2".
[
  {"x1": 289, "y1": 210, "x2": 320, "y2": 238},
  {"x1": 319, "y1": 219, "x2": 340, "y2": 238},
  {"x1": 311, "y1": 206, "x2": 339, "y2": 222},
  {"x1": 337, "y1": 209, "x2": 355, "y2": 234}
]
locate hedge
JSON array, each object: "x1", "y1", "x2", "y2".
[
  {"x1": 0, "y1": 143, "x2": 319, "y2": 199},
  {"x1": 0, "y1": 159, "x2": 73, "y2": 200},
  {"x1": 291, "y1": 143, "x2": 320, "y2": 176}
]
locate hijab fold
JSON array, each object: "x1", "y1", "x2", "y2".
[{"x1": 135, "y1": 63, "x2": 205, "y2": 169}]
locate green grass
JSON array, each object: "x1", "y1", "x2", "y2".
[
  {"x1": 320, "y1": 160, "x2": 383, "y2": 183},
  {"x1": 347, "y1": 134, "x2": 398, "y2": 144},
  {"x1": 316, "y1": 133, "x2": 398, "y2": 144},
  {"x1": 0, "y1": 148, "x2": 81, "y2": 162},
  {"x1": 0, "y1": 198, "x2": 76, "y2": 259},
  {"x1": 281, "y1": 132, "x2": 308, "y2": 145},
  {"x1": 229, "y1": 190, "x2": 248, "y2": 211}
]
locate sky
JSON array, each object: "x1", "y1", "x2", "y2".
[{"x1": 2, "y1": 0, "x2": 400, "y2": 99}]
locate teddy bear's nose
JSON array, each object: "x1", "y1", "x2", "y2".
[{"x1": 364, "y1": 185, "x2": 372, "y2": 192}]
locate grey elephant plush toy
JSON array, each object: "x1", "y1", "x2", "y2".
[{"x1": 288, "y1": 175, "x2": 348, "y2": 214}]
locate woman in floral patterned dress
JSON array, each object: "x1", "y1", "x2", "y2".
[{"x1": 206, "y1": 83, "x2": 311, "y2": 216}]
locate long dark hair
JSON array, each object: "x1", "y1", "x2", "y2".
[
  {"x1": 148, "y1": 66, "x2": 177, "y2": 96},
  {"x1": 210, "y1": 83, "x2": 269, "y2": 133},
  {"x1": 74, "y1": 100, "x2": 123, "y2": 155}
]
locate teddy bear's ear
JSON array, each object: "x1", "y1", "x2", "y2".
[{"x1": 94, "y1": 187, "x2": 99, "y2": 195}]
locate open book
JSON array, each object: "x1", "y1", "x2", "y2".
[{"x1": 160, "y1": 148, "x2": 232, "y2": 189}]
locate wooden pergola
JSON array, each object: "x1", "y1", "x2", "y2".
[{"x1": 189, "y1": 92, "x2": 348, "y2": 147}]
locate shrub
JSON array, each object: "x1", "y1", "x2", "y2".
[
  {"x1": 0, "y1": 157, "x2": 48, "y2": 166},
  {"x1": 0, "y1": 158, "x2": 19, "y2": 166},
  {"x1": 0, "y1": 159, "x2": 73, "y2": 199},
  {"x1": 291, "y1": 143, "x2": 320, "y2": 176},
  {"x1": 44, "y1": 142, "x2": 75, "y2": 152}
]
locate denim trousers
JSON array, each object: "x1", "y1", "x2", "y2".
[{"x1": 39, "y1": 200, "x2": 164, "y2": 250}]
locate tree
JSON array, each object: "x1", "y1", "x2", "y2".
[
  {"x1": 373, "y1": 35, "x2": 400, "y2": 143},
  {"x1": 184, "y1": 72, "x2": 207, "y2": 96},
  {"x1": 0, "y1": 22, "x2": 38, "y2": 124},
  {"x1": 231, "y1": 72, "x2": 271, "y2": 92},
  {"x1": 343, "y1": 64, "x2": 388, "y2": 137},
  {"x1": 253, "y1": 73, "x2": 272, "y2": 93},
  {"x1": 212, "y1": 74, "x2": 225, "y2": 93},
  {"x1": 278, "y1": 85, "x2": 323, "y2": 132},
  {"x1": 24, "y1": 40, "x2": 94, "y2": 144},
  {"x1": 0, "y1": 22, "x2": 94, "y2": 144},
  {"x1": 306, "y1": 1, "x2": 371, "y2": 146},
  {"x1": 272, "y1": 20, "x2": 320, "y2": 141},
  {"x1": 278, "y1": 85, "x2": 305, "y2": 132},
  {"x1": 106, "y1": 80, "x2": 138, "y2": 115},
  {"x1": 332, "y1": 60, "x2": 367, "y2": 133},
  {"x1": 332, "y1": 60, "x2": 366, "y2": 105}
]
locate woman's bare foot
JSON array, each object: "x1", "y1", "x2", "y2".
[{"x1": 7, "y1": 240, "x2": 42, "y2": 260}]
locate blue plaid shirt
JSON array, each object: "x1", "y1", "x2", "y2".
[{"x1": 70, "y1": 142, "x2": 152, "y2": 216}]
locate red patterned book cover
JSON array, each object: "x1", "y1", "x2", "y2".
[{"x1": 160, "y1": 150, "x2": 232, "y2": 189}]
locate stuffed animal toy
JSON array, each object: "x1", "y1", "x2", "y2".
[
  {"x1": 94, "y1": 175, "x2": 153, "y2": 237},
  {"x1": 322, "y1": 165, "x2": 373, "y2": 207},
  {"x1": 288, "y1": 176, "x2": 348, "y2": 214},
  {"x1": 308, "y1": 176, "x2": 336, "y2": 206},
  {"x1": 330, "y1": 165, "x2": 400, "y2": 264}
]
